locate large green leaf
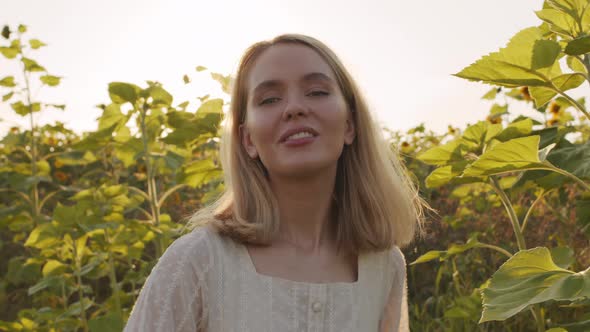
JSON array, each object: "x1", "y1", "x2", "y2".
[
  {"x1": 566, "y1": 55, "x2": 587, "y2": 73},
  {"x1": 53, "y1": 202, "x2": 82, "y2": 226},
  {"x1": 42, "y1": 259, "x2": 68, "y2": 277},
  {"x1": 98, "y1": 103, "x2": 126, "y2": 131},
  {"x1": 565, "y1": 35, "x2": 590, "y2": 55},
  {"x1": 108, "y1": 82, "x2": 141, "y2": 104},
  {"x1": 530, "y1": 73, "x2": 586, "y2": 107},
  {"x1": 545, "y1": 0, "x2": 590, "y2": 33},
  {"x1": 71, "y1": 123, "x2": 118, "y2": 150},
  {"x1": 54, "y1": 150, "x2": 97, "y2": 166},
  {"x1": 455, "y1": 27, "x2": 562, "y2": 88},
  {"x1": 480, "y1": 247, "x2": 590, "y2": 322},
  {"x1": 164, "y1": 99, "x2": 224, "y2": 145},
  {"x1": 529, "y1": 86, "x2": 556, "y2": 107},
  {"x1": 24, "y1": 222, "x2": 61, "y2": 249},
  {"x1": 551, "y1": 246, "x2": 575, "y2": 270},
  {"x1": 423, "y1": 161, "x2": 482, "y2": 188},
  {"x1": 425, "y1": 164, "x2": 461, "y2": 188},
  {"x1": 536, "y1": 8, "x2": 578, "y2": 37},
  {"x1": 493, "y1": 118, "x2": 533, "y2": 142},
  {"x1": 177, "y1": 159, "x2": 222, "y2": 188},
  {"x1": 520, "y1": 140, "x2": 590, "y2": 190},
  {"x1": 194, "y1": 98, "x2": 224, "y2": 132},
  {"x1": 113, "y1": 138, "x2": 143, "y2": 167},
  {"x1": 463, "y1": 136, "x2": 550, "y2": 177},
  {"x1": 462, "y1": 121, "x2": 492, "y2": 148},
  {"x1": 547, "y1": 140, "x2": 590, "y2": 180},
  {"x1": 417, "y1": 139, "x2": 468, "y2": 166},
  {"x1": 146, "y1": 85, "x2": 173, "y2": 107},
  {"x1": 144, "y1": 107, "x2": 166, "y2": 141}
]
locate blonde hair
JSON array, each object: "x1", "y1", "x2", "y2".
[{"x1": 187, "y1": 33, "x2": 426, "y2": 252}]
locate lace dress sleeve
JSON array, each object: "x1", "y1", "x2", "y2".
[
  {"x1": 379, "y1": 247, "x2": 410, "y2": 332},
  {"x1": 124, "y1": 232, "x2": 209, "y2": 332}
]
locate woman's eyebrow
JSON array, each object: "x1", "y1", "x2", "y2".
[{"x1": 251, "y1": 72, "x2": 334, "y2": 96}]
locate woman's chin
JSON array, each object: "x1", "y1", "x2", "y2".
[{"x1": 270, "y1": 160, "x2": 338, "y2": 179}]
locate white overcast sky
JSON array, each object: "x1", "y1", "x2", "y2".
[{"x1": 2, "y1": 0, "x2": 587, "y2": 137}]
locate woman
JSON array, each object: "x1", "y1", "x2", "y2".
[{"x1": 124, "y1": 34, "x2": 426, "y2": 332}]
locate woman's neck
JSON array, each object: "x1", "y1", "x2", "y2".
[{"x1": 269, "y1": 165, "x2": 338, "y2": 253}]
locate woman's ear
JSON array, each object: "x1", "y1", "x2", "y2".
[
  {"x1": 344, "y1": 110, "x2": 356, "y2": 145},
  {"x1": 239, "y1": 124, "x2": 259, "y2": 158}
]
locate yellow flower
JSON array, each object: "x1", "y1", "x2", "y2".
[
  {"x1": 548, "y1": 101, "x2": 560, "y2": 115},
  {"x1": 519, "y1": 86, "x2": 531, "y2": 102}
]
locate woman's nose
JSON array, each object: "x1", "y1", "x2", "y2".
[{"x1": 282, "y1": 97, "x2": 309, "y2": 121}]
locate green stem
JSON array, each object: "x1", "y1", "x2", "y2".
[
  {"x1": 15, "y1": 146, "x2": 32, "y2": 160},
  {"x1": 39, "y1": 190, "x2": 61, "y2": 212},
  {"x1": 478, "y1": 243, "x2": 513, "y2": 258},
  {"x1": 490, "y1": 177, "x2": 527, "y2": 251},
  {"x1": 583, "y1": 55, "x2": 590, "y2": 86},
  {"x1": 489, "y1": 179, "x2": 548, "y2": 332},
  {"x1": 486, "y1": 166, "x2": 590, "y2": 193},
  {"x1": 73, "y1": 247, "x2": 89, "y2": 332},
  {"x1": 105, "y1": 229, "x2": 122, "y2": 318},
  {"x1": 139, "y1": 104, "x2": 162, "y2": 258},
  {"x1": 134, "y1": 207, "x2": 153, "y2": 220},
  {"x1": 521, "y1": 190, "x2": 549, "y2": 233},
  {"x1": 128, "y1": 186, "x2": 150, "y2": 202},
  {"x1": 158, "y1": 183, "x2": 188, "y2": 208},
  {"x1": 530, "y1": 304, "x2": 545, "y2": 332},
  {"x1": 548, "y1": 164, "x2": 590, "y2": 192},
  {"x1": 552, "y1": 87, "x2": 590, "y2": 121},
  {"x1": 0, "y1": 188, "x2": 32, "y2": 205},
  {"x1": 22, "y1": 59, "x2": 39, "y2": 224}
]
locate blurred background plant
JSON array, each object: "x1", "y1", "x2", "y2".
[{"x1": 1, "y1": 0, "x2": 589, "y2": 330}]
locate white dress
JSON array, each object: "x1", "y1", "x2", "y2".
[{"x1": 124, "y1": 224, "x2": 409, "y2": 331}]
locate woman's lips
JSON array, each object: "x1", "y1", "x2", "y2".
[{"x1": 281, "y1": 135, "x2": 317, "y2": 147}]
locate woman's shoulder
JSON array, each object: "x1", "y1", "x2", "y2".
[
  {"x1": 157, "y1": 224, "x2": 223, "y2": 272},
  {"x1": 362, "y1": 246, "x2": 406, "y2": 282},
  {"x1": 388, "y1": 246, "x2": 406, "y2": 273},
  {"x1": 368, "y1": 245, "x2": 406, "y2": 268}
]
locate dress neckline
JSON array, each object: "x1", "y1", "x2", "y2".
[{"x1": 236, "y1": 240, "x2": 362, "y2": 288}]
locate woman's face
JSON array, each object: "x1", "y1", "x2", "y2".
[{"x1": 241, "y1": 43, "x2": 355, "y2": 178}]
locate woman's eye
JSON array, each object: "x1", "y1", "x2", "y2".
[
  {"x1": 260, "y1": 97, "x2": 280, "y2": 105},
  {"x1": 308, "y1": 90, "x2": 329, "y2": 97},
  {"x1": 258, "y1": 91, "x2": 328, "y2": 105}
]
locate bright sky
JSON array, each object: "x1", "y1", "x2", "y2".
[{"x1": 3, "y1": 0, "x2": 586, "y2": 137}]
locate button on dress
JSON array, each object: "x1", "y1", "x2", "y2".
[{"x1": 124, "y1": 225, "x2": 409, "y2": 331}]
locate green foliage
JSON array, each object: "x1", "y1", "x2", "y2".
[
  {"x1": 0, "y1": 24, "x2": 226, "y2": 331},
  {"x1": 411, "y1": 0, "x2": 590, "y2": 330},
  {"x1": 481, "y1": 247, "x2": 590, "y2": 323},
  {"x1": 2, "y1": 1, "x2": 590, "y2": 329}
]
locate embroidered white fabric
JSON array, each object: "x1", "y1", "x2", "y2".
[{"x1": 124, "y1": 225, "x2": 409, "y2": 332}]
